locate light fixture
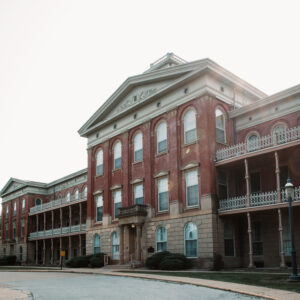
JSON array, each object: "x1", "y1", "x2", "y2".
[
  {"x1": 131, "y1": 224, "x2": 135, "y2": 228},
  {"x1": 285, "y1": 178, "x2": 294, "y2": 199}
]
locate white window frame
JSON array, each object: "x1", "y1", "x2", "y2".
[
  {"x1": 74, "y1": 189, "x2": 79, "y2": 200},
  {"x1": 83, "y1": 186, "x2": 87, "y2": 199},
  {"x1": 185, "y1": 169, "x2": 199, "y2": 207},
  {"x1": 113, "y1": 141, "x2": 122, "y2": 169},
  {"x1": 66, "y1": 192, "x2": 70, "y2": 203},
  {"x1": 157, "y1": 177, "x2": 169, "y2": 212},
  {"x1": 112, "y1": 231, "x2": 120, "y2": 260},
  {"x1": 94, "y1": 234, "x2": 101, "y2": 254},
  {"x1": 134, "y1": 132, "x2": 143, "y2": 162},
  {"x1": 184, "y1": 109, "x2": 197, "y2": 144},
  {"x1": 22, "y1": 199, "x2": 25, "y2": 213},
  {"x1": 156, "y1": 226, "x2": 167, "y2": 252},
  {"x1": 215, "y1": 108, "x2": 226, "y2": 143},
  {"x1": 113, "y1": 190, "x2": 122, "y2": 219},
  {"x1": 184, "y1": 222, "x2": 198, "y2": 258},
  {"x1": 96, "y1": 195, "x2": 103, "y2": 222},
  {"x1": 96, "y1": 149, "x2": 104, "y2": 176},
  {"x1": 134, "y1": 183, "x2": 144, "y2": 205},
  {"x1": 13, "y1": 202, "x2": 16, "y2": 216},
  {"x1": 157, "y1": 122, "x2": 167, "y2": 154}
]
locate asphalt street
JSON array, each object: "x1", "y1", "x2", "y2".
[{"x1": 0, "y1": 272, "x2": 263, "y2": 300}]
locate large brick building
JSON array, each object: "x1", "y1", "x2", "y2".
[{"x1": 1, "y1": 53, "x2": 300, "y2": 268}]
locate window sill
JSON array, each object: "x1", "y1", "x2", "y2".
[
  {"x1": 155, "y1": 151, "x2": 168, "y2": 158},
  {"x1": 95, "y1": 221, "x2": 103, "y2": 225},
  {"x1": 184, "y1": 205, "x2": 200, "y2": 211},
  {"x1": 95, "y1": 174, "x2": 104, "y2": 179},
  {"x1": 157, "y1": 210, "x2": 169, "y2": 215},
  {"x1": 183, "y1": 140, "x2": 198, "y2": 147},
  {"x1": 216, "y1": 141, "x2": 227, "y2": 146},
  {"x1": 132, "y1": 160, "x2": 143, "y2": 166},
  {"x1": 112, "y1": 168, "x2": 122, "y2": 173}
]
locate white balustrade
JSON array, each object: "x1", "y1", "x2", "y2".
[
  {"x1": 250, "y1": 191, "x2": 277, "y2": 206},
  {"x1": 38, "y1": 231, "x2": 45, "y2": 237},
  {"x1": 219, "y1": 195, "x2": 246, "y2": 211},
  {"x1": 62, "y1": 227, "x2": 70, "y2": 234},
  {"x1": 81, "y1": 224, "x2": 86, "y2": 231},
  {"x1": 30, "y1": 232, "x2": 37, "y2": 238},
  {"x1": 53, "y1": 228, "x2": 61, "y2": 235},
  {"x1": 45, "y1": 229, "x2": 53, "y2": 236},
  {"x1": 71, "y1": 225, "x2": 80, "y2": 232},
  {"x1": 216, "y1": 126, "x2": 300, "y2": 161}
]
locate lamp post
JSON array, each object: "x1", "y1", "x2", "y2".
[{"x1": 285, "y1": 178, "x2": 300, "y2": 281}]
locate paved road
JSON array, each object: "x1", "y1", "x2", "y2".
[{"x1": 0, "y1": 271, "x2": 262, "y2": 300}]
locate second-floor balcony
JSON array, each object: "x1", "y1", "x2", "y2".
[
  {"x1": 216, "y1": 126, "x2": 300, "y2": 162},
  {"x1": 28, "y1": 224, "x2": 86, "y2": 240},
  {"x1": 219, "y1": 186, "x2": 300, "y2": 212},
  {"x1": 30, "y1": 192, "x2": 87, "y2": 214}
]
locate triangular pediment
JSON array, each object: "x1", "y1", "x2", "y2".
[{"x1": 0, "y1": 178, "x2": 26, "y2": 196}]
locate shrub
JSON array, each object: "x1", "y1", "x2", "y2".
[
  {"x1": 0, "y1": 255, "x2": 17, "y2": 266},
  {"x1": 145, "y1": 251, "x2": 170, "y2": 269},
  {"x1": 65, "y1": 253, "x2": 104, "y2": 268},
  {"x1": 159, "y1": 253, "x2": 193, "y2": 270}
]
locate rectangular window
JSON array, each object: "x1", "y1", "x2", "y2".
[
  {"x1": 113, "y1": 190, "x2": 122, "y2": 218},
  {"x1": 158, "y1": 139, "x2": 167, "y2": 154},
  {"x1": 13, "y1": 203, "x2": 16, "y2": 216},
  {"x1": 6, "y1": 206, "x2": 8, "y2": 219},
  {"x1": 5, "y1": 223, "x2": 8, "y2": 240},
  {"x1": 224, "y1": 222, "x2": 235, "y2": 256},
  {"x1": 134, "y1": 149, "x2": 143, "y2": 162},
  {"x1": 96, "y1": 164, "x2": 103, "y2": 176},
  {"x1": 114, "y1": 157, "x2": 122, "y2": 170},
  {"x1": 218, "y1": 171, "x2": 228, "y2": 200},
  {"x1": 22, "y1": 200, "x2": 25, "y2": 213},
  {"x1": 21, "y1": 219, "x2": 25, "y2": 237},
  {"x1": 185, "y1": 129, "x2": 197, "y2": 144},
  {"x1": 158, "y1": 177, "x2": 168, "y2": 212},
  {"x1": 134, "y1": 184, "x2": 143, "y2": 205},
  {"x1": 185, "y1": 170, "x2": 199, "y2": 207},
  {"x1": 13, "y1": 222, "x2": 16, "y2": 239},
  {"x1": 96, "y1": 195, "x2": 103, "y2": 222},
  {"x1": 250, "y1": 172, "x2": 261, "y2": 193},
  {"x1": 252, "y1": 221, "x2": 263, "y2": 256}
]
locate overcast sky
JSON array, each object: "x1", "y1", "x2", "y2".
[{"x1": 1, "y1": 0, "x2": 300, "y2": 200}]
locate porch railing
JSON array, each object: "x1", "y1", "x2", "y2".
[
  {"x1": 216, "y1": 126, "x2": 300, "y2": 161},
  {"x1": 219, "y1": 186, "x2": 300, "y2": 212},
  {"x1": 28, "y1": 224, "x2": 86, "y2": 239},
  {"x1": 30, "y1": 192, "x2": 87, "y2": 214}
]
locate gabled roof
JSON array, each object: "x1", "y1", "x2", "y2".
[
  {"x1": 0, "y1": 178, "x2": 46, "y2": 197},
  {"x1": 78, "y1": 54, "x2": 267, "y2": 137}
]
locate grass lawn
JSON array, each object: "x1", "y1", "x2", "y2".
[{"x1": 121, "y1": 271, "x2": 300, "y2": 293}]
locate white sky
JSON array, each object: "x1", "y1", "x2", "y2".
[{"x1": 1, "y1": 0, "x2": 300, "y2": 200}]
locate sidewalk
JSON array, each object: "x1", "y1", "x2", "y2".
[
  {"x1": 63, "y1": 267, "x2": 300, "y2": 300},
  {"x1": 1, "y1": 266, "x2": 300, "y2": 300},
  {"x1": 0, "y1": 285, "x2": 31, "y2": 300}
]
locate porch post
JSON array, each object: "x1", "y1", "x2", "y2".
[
  {"x1": 43, "y1": 212, "x2": 46, "y2": 231},
  {"x1": 79, "y1": 203, "x2": 82, "y2": 231},
  {"x1": 69, "y1": 236, "x2": 72, "y2": 260},
  {"x1": 247, "y1": 212, "x2": 254, "y2": 268},
  {"x1": 79, "y1": 234, "x2": 82, "y2": 256},
  {"x1": 136, "y1": 224, "x2": 142, "y2": 261},
  {"x1": 244, "y1": 159, "x2": 250, "y2": 207},
  {"x1": 51, "y1": 210, "x2": 54, "y2": 231},
  {"x1": 69, "y1": 206, "x2": 72, "y2": 233},
  {"x1": 278, "y1": 208, "x2": 286, "y2": 267},
  {"x1": 51, "y1": 238, "x2": 54, "y2": 265},
  {"x1": 36, "y1": 215, "x2": 39, "y2": 234},
  {"x1": 59, "y1": 237, "x2": 62, "y2": 265},
  {"x1": 36, "y1": 240, "x2": 38, "y2": 265},
  {"x1": 275, "y1": 151, "x2": 281, "y2": 203},
  {"x1": 60, "y1": 208, "x2": 62, "y2": 234},
  {"x1": 43, "y1": 239, "x2": 46, "y2": 265},
  {"x1": 119, "y1": 225, "x2": 124, "y2": 264}
]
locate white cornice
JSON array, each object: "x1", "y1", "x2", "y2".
[
  {"x1": 230, "y1": 83, "x2": 300, "y2": 118},
  {"x1": 79, "y1": 57, "x2": 266, "y2": 138}
]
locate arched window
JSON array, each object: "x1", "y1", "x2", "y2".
[
  {"x1": 157, "y1": 122, "x2": 167, "y2": 154},
  {"x1": 13, "y1": 202, "x2": 16, "y2": 216},
  {"x1": 35, "y1": 198, "x2": 42, "y2": 206},
  {"x1": 96, "y1": 149, "x2": 103, "y2": 175},
  {"x1": 6, "y1": 206, "x2": 9, "y2": 218},
  {"x1": 216, "y1": 109, "x2": 226, "y2": 143},
  {"x1": 66, "y1": 192, "x2": 70, "y2": 202},
  {"x1": 111, "y1": 231, "x2": 120, "y2": 260},
  {"x1": 94, "y1": 234, "x2": 101, "y2": 254},
  {"x1": 184, "y1": 110, "x2": 197, "y2": 144},
  {"x1": 184, "y1": 222, "x2": 198, "y2": 258},
  {"x1": 156, "y1": 226, "x2": 167, "y2": 252},
  {"x1": 19, "y1": 246, "x2": 23, "y2": 261},
  {"x1": 58, "y1": 194, "x2": 62, "y2": 199},
  {"x1": 74, "y1": 189, "x2": 79, "y2": 200},
  {"x1": 22, "y1": 199, "x2": 25, "y2": 213},
  {"x1": 113, "y1": 141, "x2": 122, "y2": 169},
  {"x1": 96, "y1": 195, "x2": 103, "y2": 222},
  {"x1": 247, "y1": 133, "x2": 259, "y2": 152},
  {"x1": 273, "y1": 124, "x2": 287, "y2": 144},
  {"x1": 134, "y1": 132, "x2": 143, "y2": 162},
  {"x1": 83, "y1": 186, "x2": 87, "y2": 199}
]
